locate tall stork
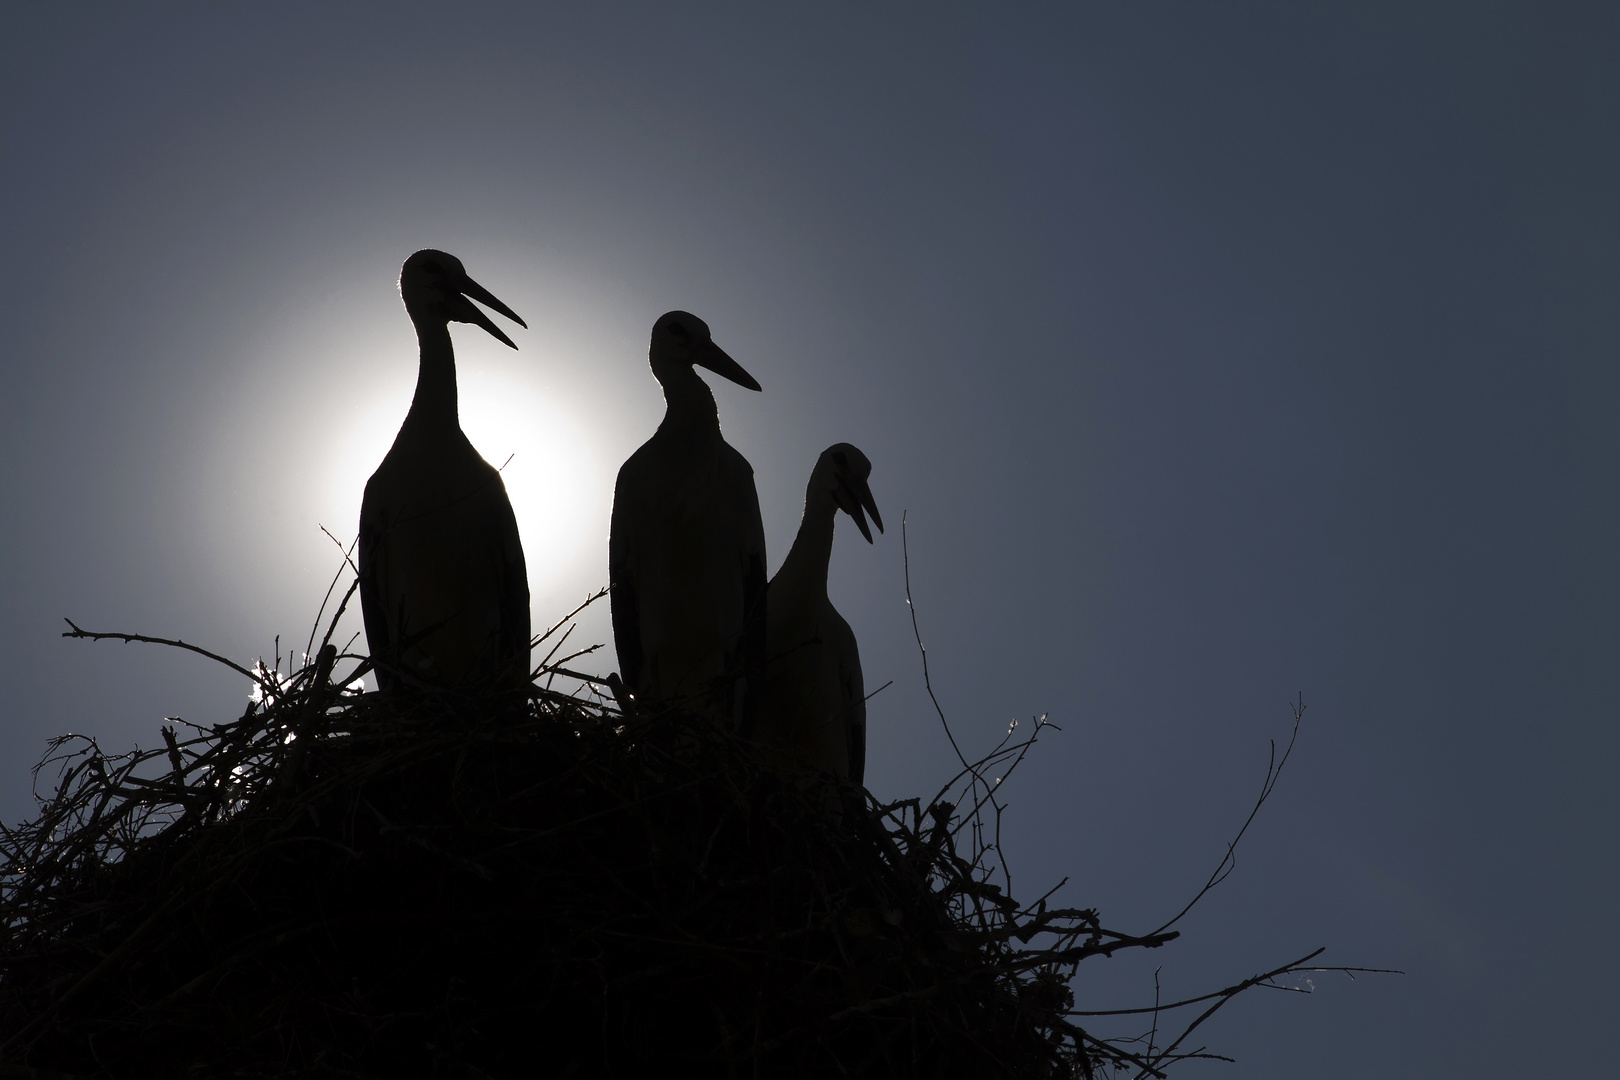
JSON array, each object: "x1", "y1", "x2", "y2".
[
  {"x1": 610, "y1": 311, "x2": 765, "y2": 727},
  {"x1": 358, "y1": 249, "x2": 530, "y2": 691},
  {"x1": 758, "y1": 444, "x2": 883, "y2": 782}
]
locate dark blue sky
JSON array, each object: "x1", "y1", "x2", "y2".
[{"x1": 3, "y1": 5, "x2": 1617, "y2": 1074}]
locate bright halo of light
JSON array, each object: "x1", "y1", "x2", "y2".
[
  {"x1": 327, "y1": 369, "x2": 602, "y2": 593},
  {"x1": 460, "y1": 368, "x2": 601, "y2": 582}
]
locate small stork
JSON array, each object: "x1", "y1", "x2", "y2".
[
  {"x1": 610, "y1": 311, "x2": 765, "y2": 726},
  {"x1": 359, "y1": 249, "x2": 530, "y2": 690},
  {"x1": 758, "y1": 444, "x2": 883, "y2": 783}
]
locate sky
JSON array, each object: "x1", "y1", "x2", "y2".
[{"x1": 2, "y1": 3, "x2": 1617, "y2": 1075}]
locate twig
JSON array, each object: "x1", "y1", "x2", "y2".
[
  {"x1": 531, "y1": 587, "x2": 609, "y2": 651},
  {"x1": 61, "y1": 620, "x2": 262, "y2": 688},
  {"x1": 1131, "y1": 949, "x2": 1323, "y2": 1078},
  {"x1": 901, "y1": 513, "x2": 971, "y2": 775},
  {"x1": 1149, "y1": 693, "x2": 1307, "y2": 939},
  {"x1": 863, "y1": 680, "x2": 893, "y2": 703},
  {"x1": 305, "y1": 529, "x2": 359, "y2": 663}
]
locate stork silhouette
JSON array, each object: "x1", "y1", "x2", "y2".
[
  {"x1": 758, "y1": 444, "x2": 882, "y2": 782},
  {"x1": 358, "y1": 249, "x2": 530, "y2": 691},
  {"x1": 610, "y1": 310, "x2": 765, "y2": 728}
]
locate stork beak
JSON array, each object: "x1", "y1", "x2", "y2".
[
  {"x1": 451, "y1": 274, "x2": 527, "y2": 350},
  {"x1": 861, "y1": 483, "x2": 884, "y2": 536},
  {"x1": 835, "y1": 476, "x2": 883, "y2": 544},
  {"x1": 694, "y1": 340, "x2": 762, "y2": 392}
]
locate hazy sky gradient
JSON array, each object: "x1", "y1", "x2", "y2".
[{"x1": 3, "y1": 4, "x2": 1617, "y2": 1074}]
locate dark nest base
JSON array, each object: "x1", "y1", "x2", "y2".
[{"x1": 0, "y1": 651, "x2": 1170, "y2": 1080}]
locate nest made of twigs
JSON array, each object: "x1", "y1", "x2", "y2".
[
  {"x1": 0, "y1": 631, "x2": 1176, "y2": 1080},
  {"x1": 2, "y1": 545, "x2": 1362, "y2": 1080}
]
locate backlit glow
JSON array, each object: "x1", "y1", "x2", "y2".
[{"x1": 328, "y1": 367, "x2": 603, "y2": 594}]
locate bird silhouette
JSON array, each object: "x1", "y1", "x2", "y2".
[
  {"x1": 610, "y1": 310, "x2": 765, "y2": 727},
  {"x1": 358, "y1": 249, "x2": 530, "y2": 691},
  {"x1": 758, "y1": 444, "x2": 882, "y2": 782}
]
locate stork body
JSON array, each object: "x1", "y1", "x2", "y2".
[
  {"x1": 610, "y1": 311, "x2": 765, "y2": 726},
  {"x1": 359, "y1": 250, "x2": 530, "y2": 690},
  {"x1": 759, "y1": 444, "x2": 883, "y2": 782}
]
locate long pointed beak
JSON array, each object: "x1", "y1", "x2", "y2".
[
  {"x1": 461, "y1": 275, "x2": 527, "y2": 328},
  {"x1": 694, "y1": 340, "x2": 762, "y2": 392},
  {"x1": 836, "y1": 476, "x2": 882, "y2": 544},
  {"x1": 451, "y1": 274, "x2": 526, "y2": 349},
  {"x1": 860, "y1": 482, "x2": 884, "y2": 536},
  {"x1": 847, "y1": 502, "x2": 874, "y2": 543}
]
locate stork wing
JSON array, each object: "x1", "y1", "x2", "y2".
[
  {"x1": 834, "y1": 611, "x2": 867, "y2": 785},
  {"x1": 493, "y1": 479, "x2": 531, "y2": 679},
  {"x1": 357, "y1": 479, "x2": 392, "y2": 692},
  {"x1": 608, "y1": 466, "x2": 644, "y2": 696},
  {"x1": 736, "y1": 455, "x2": 768, "y2": 736}
]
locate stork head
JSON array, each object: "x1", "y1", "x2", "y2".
[
  {"x1": 815, "y1": 443, "x2": 884, "y2": 543},
  {"x1": 399, "y1": 249, "x2": 528, "y2": 348},
  {"x1": 649, "y1": 310, "x2": 762, "y2": 391}
]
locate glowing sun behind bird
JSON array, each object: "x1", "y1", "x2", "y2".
[{"x1": 334, "y1": 373, "x2": 598, "y2": 589}]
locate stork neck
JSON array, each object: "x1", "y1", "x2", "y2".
[
  {"x1": 655, "y1": 362, "x2": 720, "y2": 440},
  {"x1": 405, "y1": 319, "x2": 459, "y2": 430},
  {"x1": 776, "y1": 485, "x2": 839, "y2": 608}
]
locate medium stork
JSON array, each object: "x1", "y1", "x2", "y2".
[
  {"x1": 758, "y1": 444, "x2": 883, "y2": 782},
  {"x1": 358, "y1": 249, "x2": 530, "y2": 691},
  {"x1": 610, "y1": 311, "x2": 765, "y2": 727}
]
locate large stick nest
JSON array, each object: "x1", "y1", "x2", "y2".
[
  {"x1": 0, "y1": 636, "x2": 1170, "y2": 1079},
  {"x1": 1, "y1": 567, "x2": 1353, "y2": 1079}
]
